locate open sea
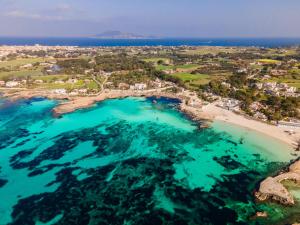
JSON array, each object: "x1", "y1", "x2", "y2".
[
  {"x1": 0, "y1": 37, "x2": 300, "y2": 47},
  {"x1": 0, "y1": 97, "x2": 300, "y2": 225}
]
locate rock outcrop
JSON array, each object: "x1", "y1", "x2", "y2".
[{"x1": 255, "y1": 160, "x2": 300, "y2": 205}]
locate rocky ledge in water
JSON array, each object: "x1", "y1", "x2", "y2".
[{"x1": 255, "y1": 159, "x2": 300, "y2": 205}]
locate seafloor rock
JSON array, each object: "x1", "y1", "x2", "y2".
[
  {"x1": 255, "y1": 211, "x2": 268, "y2": 218},
  {"x1": 255, "y1": 160, "x2": 300, "y2": 205}
]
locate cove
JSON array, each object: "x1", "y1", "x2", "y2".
[{"x1": 0, "y1": 96, "x2": 298, "y2": 225}]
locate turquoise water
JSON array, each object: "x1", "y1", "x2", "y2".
[{"x1": 0, "y1": 97, "x2": 298, "y2": 225}]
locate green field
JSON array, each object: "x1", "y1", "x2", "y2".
[
  {"x1": 180, "y1": 47, "x2": 238, "y2": 55},
  {"x1": 143, "y1": 58, "x2": 169, "y2": 63},
  {"x1": 38, "y1": 79, "x2": 87, "y2": 90},
  {"x1": 0, "y1": 58, "x2": 47, "y2": 68},
  {"x1": 31, "y1": 74, "x2": 69, "y2": 82},
  {"x1": 156, "y1": 64, "x2": 199, "y2": 71},
  {"x1": 172, "y1": 72, "x2": 211, "y2": 86},
  {"x1": 258, "y1": 59, "x2": 281, "y2": 64},
  {"x1": 156, "y1": 64, "x2": 174, "y2": 71},
  {"x1": 0, "y1": 69, "x2": 43, "y2": 80}
]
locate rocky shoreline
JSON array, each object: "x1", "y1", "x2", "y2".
[{"x1": 255, "y1": 159, "x2": 300, "y2": 206}]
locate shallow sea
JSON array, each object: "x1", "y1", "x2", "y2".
[{"x1": 0, "y1": 97, "x2": 299, "y2": 225}]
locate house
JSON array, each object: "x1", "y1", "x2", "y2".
[
  {"x1": 187, "y1": 98, "x2": 202, "y2": 108},
  {"x1": 255, "y1": 83, "x2": 263, "y2": 90},
  {"x1": 237, "y1": 68, "x2": 247, "y2": 74},
  {"x1": 5, "y1": 81, "x2": 20, "y2": 88},
  {"x1": 84, "y1": 69, "x2": 94, "y2": 74},
  {"x1": 263, "y1": 82, "x2": 277, "y2": 90},
  {"x1": 253, "y1": 112, "x2": 268, "y2": 121},
  {"x1": 133, "y1": 83, "x2": 147, "y2": 90},
  {"x1": 250, "y1": 102, "x2": 264, "y2": 112},
  {"x1": 34, "y1": 80, "x2": 44, "y2": 84},
  {"x1": 0, "y1": 80, "x2": 5, "y2": 86},
  {"x1": 40, "y1": 62, "x2": 52, "y2": 67},
  {"x1": 270, "y1": 70, "x2": 286, "y2": 76},
  {"x1": 54, "y1": 80, "x2": 65, "y2": 84},
  {"x1": 20, "y1": 63, "x2": 33, "y2": 69},
  {"x1": 277, "y1": 83, "x2": 289, "y2": 89},
  {"x1": 78, "y1": 89, "x2": 88, "y2": 95},
  {"x1": 217, "y1": 98, "x2": 241, "y2": 111},
  {"x1": 286, "y1": 87, "x2": 297, "y2": 93},
  {"x1": 52, "y1": 89, "x2": 67, "y2": 95},
  {"x1": 221, "y1": 82, "x2": 231, "y2": 88},
  {"x1": 69, "y1": 90, "x2": 79, "y2": 96},
  {"x1": 46, "y1": 65, "x2": 61, "y2": 74}
]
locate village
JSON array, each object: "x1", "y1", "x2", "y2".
[{"x1": 0, "y1": 45, "x2": 299, "y2": 130}]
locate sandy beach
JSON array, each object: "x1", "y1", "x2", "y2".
[
  {"x1": 201, "y1": 103, "x2": 300, "y2": 148},
  {"x1": 1, "y1": 88, "x2": 300, "y2": 148}
]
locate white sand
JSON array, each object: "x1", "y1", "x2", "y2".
[{"x1": 202, "y1": 103, "x2": 300, "y2": 148}]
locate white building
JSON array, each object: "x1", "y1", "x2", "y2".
[
  {"x1": 286, "y1": 87, "x2": 297, "y2": 93},
  {"x1": 264, "y1": 82, "x2": 277, "y2": 90},
  {"x1": 78, "y1": 89, "x2": 88, "y2": 95},
  {"x1": 133, "y1": 83, "x2": 147, "y2": 90},
  {"x1": 221, "y1": 82, "x2": 231, "y2": 88},
  {"x1": 218, "y1": 98, "x2": 241, "y2": 111},
  {"x1": 5, "y1": 81, "x2": 20, "y2": 88},
  {"x1": 20, "y1": 63, "x2": 33, "y2": 69},
  {"x1": 52, "y1": 89, "x2": 67, "y2": 95},
  {"x1": 34, "y1": 80, "x2": 44, "y2": 84},
  {"x1": 54, "y1": 80, "x2": 65, "y2": 84}
]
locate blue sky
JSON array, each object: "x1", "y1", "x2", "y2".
[{"x1": 0, "y1": 0, "x2": 300, "y2": 37}]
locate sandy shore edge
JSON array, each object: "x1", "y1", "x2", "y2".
[{"x1": 1, "y1": 88, "x2": 299, "y2": 148}]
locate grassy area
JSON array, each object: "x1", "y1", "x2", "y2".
[
  {"x1": 39, "y1": 80, "x2": 87, "y2": 90},
  {"x1": 0, "y1": 58, "x2": 47, "y2": 68},
  {"x1": 156, "y1": 64, "x2": 199, "y2": 71},
  {"x1": 180, "y1": 47, "x2": 238, "y2": 55},
  {"x1": 143, "y1": 58, "x2": 169, "y2": 63},
  {"x1": 288, "y1": 68, "x2": 300, "y2": 75},
  {"x1": 258, "y1": 59, "x2": 281, "y2": 64},
  {"x1": 0, "y1": 69, "x2": 43, "y2": 79},
  {"x1": 86, "y1": 81, "x2": 99, "y2": 90},
  {"x1": 172, "y1": 72, "x2": 211, "y2": 86},
  {"x1": 156, "y1": 65, "x2": 174, "y2": 71},
  {"x1": 31, "y1": 74, "x2": 70, "y2": 82},
  {"x1": 176, "y1": 64, "x2": 199, "y2": 69},
  {"x1": 267, "y1": 78, "x2": 300, "y2": 89}
]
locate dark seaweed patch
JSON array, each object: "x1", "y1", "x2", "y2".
[{"x1": 0, "y1": 179, "x2": 8, "y2": 188}]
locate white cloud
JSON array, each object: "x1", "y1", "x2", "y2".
[
  {"x1": 55, "y1": 3, "x2": 72, "y2": 12},
  {"x1": 5, "y1": 10, "x2": 66, "y2": 21}
]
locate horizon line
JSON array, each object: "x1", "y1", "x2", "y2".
[{"x1": 1, "y1": 36, "x2": 300, "y2": 39}]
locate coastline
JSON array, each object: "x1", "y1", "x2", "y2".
[
  {"x1": 2, "y1": 88, "x2": 300, "y2": 209},
  {"x1": 1, "y1": 88, "x2": 299, "y2": 148},
  {"x1": 201, "y1": 103, "x2": 300, "y2": 149}
]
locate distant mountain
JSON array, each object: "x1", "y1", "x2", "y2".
[{"x1": 93, "y1": 31, "x2": 158, "y2": 39}]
